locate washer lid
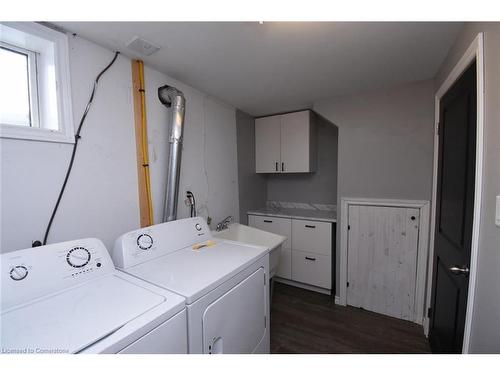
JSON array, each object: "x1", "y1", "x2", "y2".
[
  {"x1": 126, "y1": 239, "x2": 268, "y2": 304},
  {"x1": 1, "y1": 273, "x2": 167, "y2": 354}
]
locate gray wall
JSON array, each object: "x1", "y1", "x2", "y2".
[
  {"x1": 267, "y1": 116, "x2": 338, "y2": 204},
  {"x1": 434, "y1": 23, "x2": 500, "y2": 353},
  {"x1": 313, "y1": 79, "x2": 435, "y2": 295},
  {"x1": 235, "y1": 110, "x2": 267, "y2": 224}
]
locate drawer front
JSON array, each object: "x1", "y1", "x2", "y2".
[
  {"x1": 292, "y1": 219, "x2": 332, "y2": 255},
  {"x1": 248, "y1": 215, "x2": 291, "y2": 249},
  {"x1": 276, "y1": 248, "x2": 291, "y2": 279},
  {"x1": 292, "y1": 250, "x2": 331, "y2": 289}
]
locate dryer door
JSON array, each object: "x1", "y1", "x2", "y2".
[{"x1": 202, "y1": 267, "x2": 267, "y2": 354}]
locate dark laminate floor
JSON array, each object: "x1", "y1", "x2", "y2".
[{"x1": 270, "y1": 282, "x2": 431, "y2": 354}]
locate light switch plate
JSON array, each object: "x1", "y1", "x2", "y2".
[{"x1": 496, "y1": 196, "x2": 500, "y2": 227}]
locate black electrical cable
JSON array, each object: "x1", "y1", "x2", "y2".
[
  {"x1": 187, "y1": 191, "x2": 196, "y2": 217},
  {"x1": 40, "y1": 51, "x2": 120, "y2": 246}
]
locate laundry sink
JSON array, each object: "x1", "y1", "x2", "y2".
[{"x1": 213, "y1": 223, "x2": 286, "y2": 279}]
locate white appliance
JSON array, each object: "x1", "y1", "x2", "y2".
[
  {"x1": 112, "y1": 217, "x2": 270, "y2": 354},
  {"x1": 0, "y1": 238, "x2": 187, "y2": 354}
]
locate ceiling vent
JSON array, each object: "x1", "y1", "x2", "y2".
[{"x1": 126, "y1": 36, "x2": 160, "y2": 56}]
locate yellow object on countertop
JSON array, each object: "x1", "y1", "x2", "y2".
[{"x1": 192, "y1": 240, "x2": 217, "y2": 250}]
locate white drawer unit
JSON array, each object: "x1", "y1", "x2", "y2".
[
  {"x1": 248, "y1": 215, "x2": 292, "y2": 279},
  {"x1": 248, "y1": 213, "x2": 334, "y2": 292},
  {"x1": 292, "y1": 250, "x2": 331, "y2": 290},
  {"x1": 292, "y1": 219, "x2": 332, "y2": 256},
  {"x1": 248, "y1": 215, "x2": 291, "y2": 249}
]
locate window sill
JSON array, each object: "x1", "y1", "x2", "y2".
[{"x1": 0, "y1": 124, "x2": 75, "y2": 144}]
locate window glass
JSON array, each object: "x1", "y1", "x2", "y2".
[
  {"x1": 0, "y1": 46, "x2": 31, "y2": 127},
  {"x1": 0, "y1": 22, "x2": 74, "y2": 143}
]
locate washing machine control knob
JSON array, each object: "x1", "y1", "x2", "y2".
[
  {"x1": 66, "y1": 247, "x2": 91, "y2": 268},
  {"x1": 137, "y1": 234, "x2": 153, "y2": 250},
  {"x1": 10, "y1": 265, "x2": 28, "y2": 281}
]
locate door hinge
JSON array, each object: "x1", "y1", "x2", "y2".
[
  {"x1": 437, "y1": 122, "x2": 441, "y2": 135},
  {"x1": 348, "y1": 225, "x2": 351, "y2": 230},
  {"x1": 427, "y1": 307, "x2": 432, "y2": 318},
  {"x1": 264, "y1": 316, "x2": 267, "y2": 328},
  {"x1": 347, "y1": 281, "x2": 350, "y2": 287}
]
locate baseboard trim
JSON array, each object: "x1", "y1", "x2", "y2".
[
  {"x1": 274, "y1": 277, "x2": 332, "y2": 296},
  {"x1": 334, "y1": 295, "x2": 340, "y2": 305}
]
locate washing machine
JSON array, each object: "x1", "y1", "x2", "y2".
[
  {"x1": 112, "y1": 217, "x2": 270, "y2": 354},
  {"x1": 0, "y1": 238, "x2": 187, "y2": 354}
]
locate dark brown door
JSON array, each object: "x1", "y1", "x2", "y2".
[{"x1": 429, "y1": 61, "x2": 476, "y2": 353}]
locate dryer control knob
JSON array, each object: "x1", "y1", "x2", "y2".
[
  {"x1": 137, "y1": 234, "x2": 153, "y2": 250},
  {"x1": 10, "y1": 265, "x2": 28, "y2": 281}
]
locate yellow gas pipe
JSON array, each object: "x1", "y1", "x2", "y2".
[{"x1": 136, "y1": 60, "x2": 154, "y2": 225}]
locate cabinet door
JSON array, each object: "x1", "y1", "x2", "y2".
[
  {"x1": 255, "y1": 115, "x2": 281, "y2": 173},
  {"x1": 280, "y1": 111, "x2": 313, "y2": 173}
]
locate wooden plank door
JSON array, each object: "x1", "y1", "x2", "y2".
[
  {"x1": 255, "y1": 115, "x2": 281, "y2": 173},
  {"x1": 347, "y1": 205, "x2": 420, "y2": 321},
  {"x1": 429, "y1": 62, "x2": 476, "y2": 353}
]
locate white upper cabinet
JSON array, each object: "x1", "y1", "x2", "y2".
[
  {"x1": 255, "y1": 115, "x2": 281, "y2": 173},
  {"x1": 281, "y1": 111, "x2": 316, "y2": 173},
  {"x1": 255, "y1": 110, "x2": 316, "y2": 173}
]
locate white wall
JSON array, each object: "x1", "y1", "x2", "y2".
[
  {"x1": 0, "y1": 33, "x2": 239, "y2": 253},
  {"x1": 144, "y1": 64, "x2": 240, "y2": 227},
  {"x1": 235, "y1": 110, "x2": 267, "y2": 225},
  {"x1": 266, "y1": 116, "x2": 338, "y2": 205},
  {"x1": 314, "y1": 80, "x2": 435, "y2": 203}
]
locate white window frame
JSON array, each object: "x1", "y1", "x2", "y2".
[{"x1": 0, "y1": 22, "x2": 74, "y2": 144}]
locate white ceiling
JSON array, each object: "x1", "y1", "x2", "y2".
[{"x1": 55, "y1": 22, "x2": 462, "y2": 116}]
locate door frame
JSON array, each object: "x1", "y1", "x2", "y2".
[
  {"x1": 339, "y1": 197, "x2": 430, "y2": 324},
  {"x1": 424, "y1": 33, "x2": 485, "y2": 353}
]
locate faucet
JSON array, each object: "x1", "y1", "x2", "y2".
[{"x1": 215, "y1": 216, "x2": 233, "y2": 231}]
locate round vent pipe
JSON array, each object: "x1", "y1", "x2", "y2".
[{"x1": 158, "y1": 85, "x2": 186, "y2": 222}]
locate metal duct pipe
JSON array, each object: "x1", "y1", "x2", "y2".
[{"x1": 158, "y1": 85, "x2": 186, "y2": 222}]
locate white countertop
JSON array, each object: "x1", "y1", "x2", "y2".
[{"x1": 247, "y1": 207, "x2": 337, "y2": 223}]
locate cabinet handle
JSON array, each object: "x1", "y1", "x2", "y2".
[
  {"x1": 281, "y1": 162, "x2": 284, "y2": 172},
  {"x1": 275, "y1": 162, "x2": 278, "y2": 172},
  {"x1": 263, "y1": 220, "x2": 273, "y2": 223},
  {"x1": 305, "y1": 256, "x2": 316, "y2": 261},
  {"x1": 305, "y1": 225, "x2": 316, "y2": 229}
]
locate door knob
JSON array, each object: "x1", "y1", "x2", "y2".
[{"x1": 449, "y1": 265, "x2": 470, "y2": 276}]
